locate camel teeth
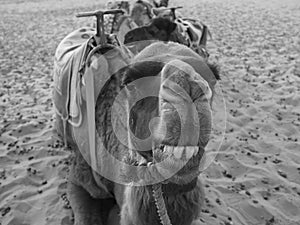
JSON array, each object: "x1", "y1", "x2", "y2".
[
  {"x1": 173, "y1": 146, "x2": 184, "y2": 159},
  {"x1": 185, "y1": 146, "x2": 195, "y2": 159}
]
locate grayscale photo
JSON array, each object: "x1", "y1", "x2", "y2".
[{"x1": 0, "y1": 0, "x2": 299, "y2": 224}]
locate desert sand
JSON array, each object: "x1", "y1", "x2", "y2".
[{"x1": 0, "y1": 0, "x2": 299, "y2": 224}]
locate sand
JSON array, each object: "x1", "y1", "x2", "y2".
[{"x1": 0, "y1": 0, "x2": 299, "y2": 224}]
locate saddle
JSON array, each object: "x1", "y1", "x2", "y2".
[{"x1": 53, "y1": 27, "x2": 95, "y2": 127}]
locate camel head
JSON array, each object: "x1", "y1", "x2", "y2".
[
  {"x1": 93, "y1": 42, "x2": 217, "y2": 186},
  {"x1": 119, "y1": 52, "x2": 213, "y2": 184},
  {"x1": 124, "y1": 17, "x2": 177, "y2": 44},
  {"x1": 130, "y1": 0, "x2": 153, "y2": 26}
]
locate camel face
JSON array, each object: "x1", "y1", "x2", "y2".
[
  {"x1": 130, "y1": 1, "x2": 153, "y2": 26},
  {"x1": 119, "y1": 55, "x2": 212, "y2": 179},
  {"x1": 91, "y1": 42, "x2": 213, "y2": 185}
]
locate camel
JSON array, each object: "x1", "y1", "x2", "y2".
[
  {"x1": 53, "y1": 22, "x2": 219, "y2": 224},
  {"x1": 123, "y1": 17, "x2": 211, "y2": 60},
  {"x1": 109, "y1": 0, "x2": 154, "y2": 43},
  {"x1": 109, "y1": 0, "x2": 171, "y2": 44}
]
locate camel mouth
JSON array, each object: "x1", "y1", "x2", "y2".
[
  {"x1": 138, "y1": 144, "x2": 203, "y2": 173},
  {"x1": 136, "y1": 144, "x2": 203, "y2": 182}
]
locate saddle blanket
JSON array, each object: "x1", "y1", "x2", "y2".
[{"x1": 53, "y1": 27, "x2": 95, "y2": 126}]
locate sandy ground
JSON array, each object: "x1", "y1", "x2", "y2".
[{"x1": 0, "y1": 0, "x2": 300, "y2": 224}]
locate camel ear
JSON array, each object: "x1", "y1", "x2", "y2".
[{"x1": 199, "y1": 25, "x2": 208, "y2": 47}]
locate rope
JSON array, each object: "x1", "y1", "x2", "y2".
[
  {"x1": 152, "y1": 183, "x2": 172, "y2": 225},
  {"x1": 149, "y1": 147, "x2": 203, "y2": 225}
]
